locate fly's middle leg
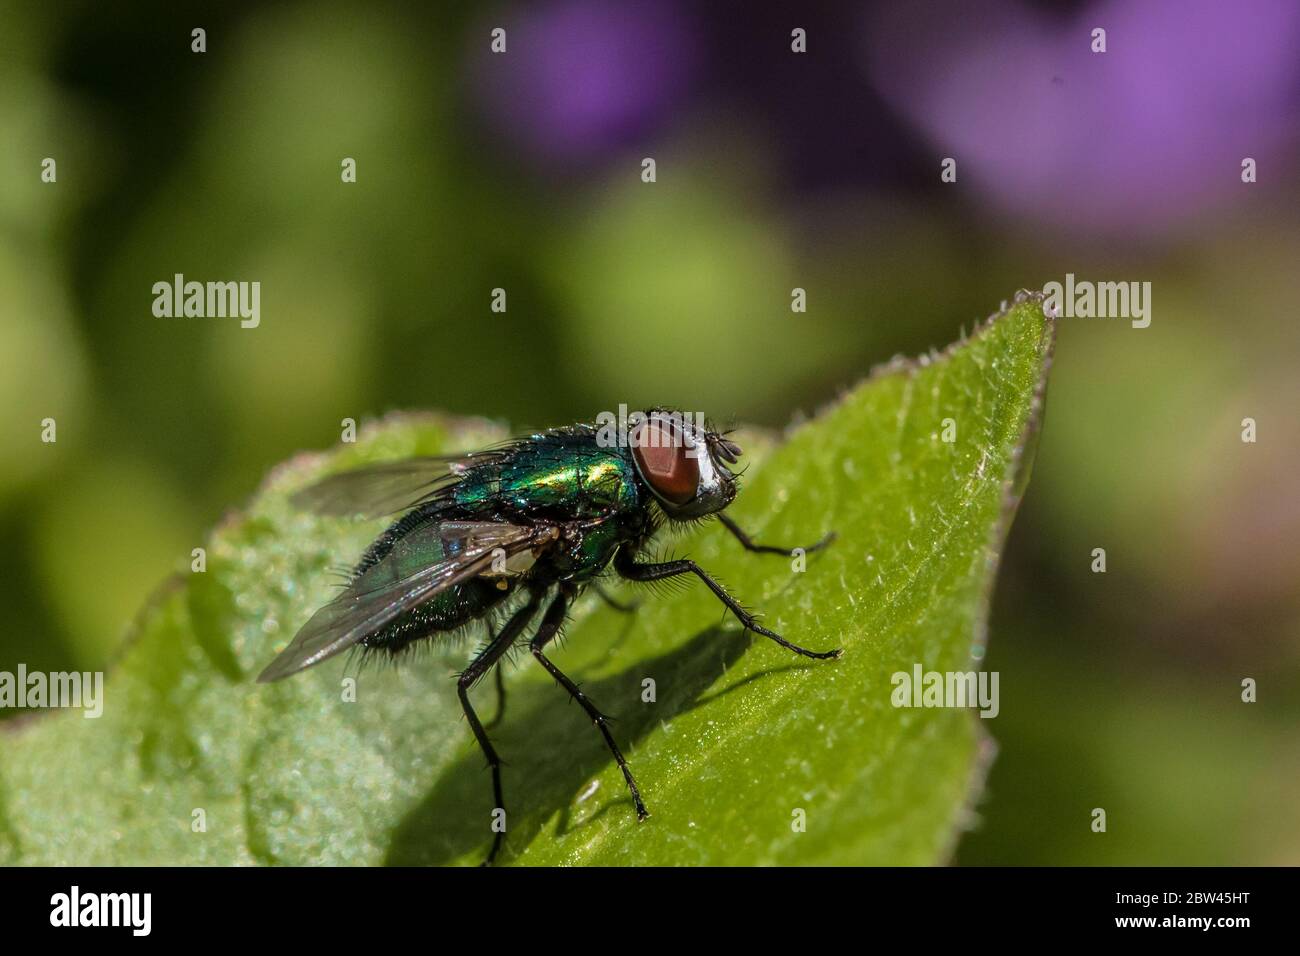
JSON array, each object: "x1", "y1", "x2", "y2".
[
  {"x1": 530, "y1": 585, "x2": 649, "y2": 821},
  {"x1": 592, "y1": 582, "x2": 640, "y2": 614}
]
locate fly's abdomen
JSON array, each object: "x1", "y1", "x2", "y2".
[
  {"x1": 351, "y1": 507, "x2": 507, "y2": 654},
  {"x1": 359, "y1": 579, "x2": 509, "y2": 654}
]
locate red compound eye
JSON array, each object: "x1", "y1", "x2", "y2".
[{"x1": 631, "y1": 419, "x2": 699, "y2": 505}]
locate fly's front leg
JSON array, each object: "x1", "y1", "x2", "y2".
[
  {"x1": 717, "y1": 512, "x2": 835, "y2": 556},
  {"x1": 530, "y1": 586, "x2": 649, "y2": 820},
  {"x1": 614, "y1": 547, "x2": 842, "y2": 660}
]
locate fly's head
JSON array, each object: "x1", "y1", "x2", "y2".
[{"x1": 628, "y1": 409, "x2": 742, "y2": 520}]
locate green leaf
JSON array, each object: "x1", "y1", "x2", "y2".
[{"x1": 0, "y1": 294, "x2": 1054, "y2": 866}]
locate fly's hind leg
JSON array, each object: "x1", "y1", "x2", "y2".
[
  {"x1": 485, "y1": 665, "x2": 507, "y2": 729},
  {"x1": 484, "y1": 622, "x2": 507, "y2": 730},
  {"x1": 459, "y1": 590, "x2": 542, "y2": 865},
  {"x1": 530, "y1": 586, "x2": 649, "y2": 820}
]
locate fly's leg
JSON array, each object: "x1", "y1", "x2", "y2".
[
  {"x1": 530, "y1": 587, "x2": 649, "y2": 821},
  {"x1": 717, "y1": 512, "x2": 836, "y2": 556},
  {"x1": 459, "y1": 590, "x2": 542, "y2": 865},
  {"x1": 614, "y1": 547, "x2": 842, "y2": 660},
  {"x1": 592, "y1": 583, "x2": 640, "y2": 614},
  {"x1": 484, "y1": 623, "x2": 507, "y2": 730},
  {"x1": 485, "y1": 666, "x2": 507, "y2": 729}
]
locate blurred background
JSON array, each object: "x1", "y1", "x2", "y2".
[{"x1": 1, "y1": 0, "x2": 1297, "y2": 864}]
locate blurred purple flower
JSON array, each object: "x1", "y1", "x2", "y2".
[
  {"x1": 867, "y1": 0, "x2": 1300, "y2": 236},
  {"x1": 473, "y1": 0, "x2": 699, "y2": 165}
]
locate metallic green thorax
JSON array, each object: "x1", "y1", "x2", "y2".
[
  {"x1": 452, "y1": 430, "x2": 642, "y2": 519},
  {"x1": 354, "y1": 426, "x2": 652, "y2": 654}
]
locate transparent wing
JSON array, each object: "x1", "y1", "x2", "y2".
[
  {"x1": 290, "y1": 453, "x2": 507, "y2": 519},
  {"x1": 256, "y1": 520, "x2": 553, "y2": 682}
]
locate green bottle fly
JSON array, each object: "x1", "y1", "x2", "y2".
[{"x1": 258, "y1": 408, "x2": 838, "y2": 863}]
